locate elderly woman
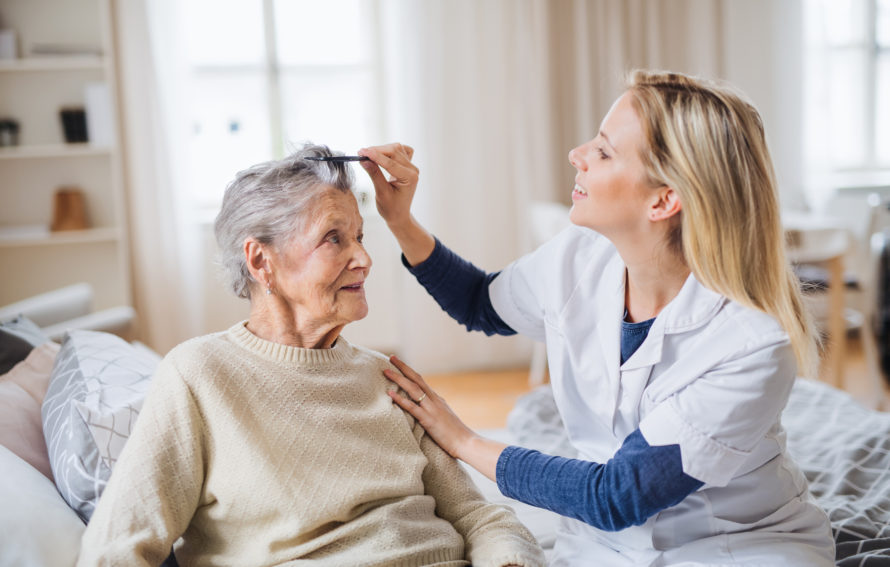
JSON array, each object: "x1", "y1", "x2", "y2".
[{"x1": 77, "y1": 144, "x2": 545, "y2": 567}]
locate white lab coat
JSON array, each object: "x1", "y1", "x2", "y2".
[{"x1": 489, "y1": 226, "x2": 834, "y2": 566}]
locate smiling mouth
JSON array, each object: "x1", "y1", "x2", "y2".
[{"x1": 573, "y1": 184, "x2": 588, "y2": 196}]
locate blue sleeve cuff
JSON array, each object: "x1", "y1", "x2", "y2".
[
  {"x1": 495, "y1": 445, "x2": 522, "y2": 495},
  {"x1": 402, "y1": 237, "x2": 515, "y2": 336}
]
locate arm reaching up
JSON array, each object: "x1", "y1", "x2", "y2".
[{"x1": 358, "y1": 143, "x2": 435, "y2": 266}]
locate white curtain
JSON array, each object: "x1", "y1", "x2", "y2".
[{"x1": 113, "y1": 0, "x2": 205, "y2": 354}]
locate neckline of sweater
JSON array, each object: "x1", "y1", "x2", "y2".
[{"x1": 228, "y1": 320, "x2": 354, "y2": 365}]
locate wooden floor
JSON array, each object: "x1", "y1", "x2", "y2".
[
  {"x1": 426, "y1": 332, "x2": 888, "y2": 430},
  {"x1": 425, "y1": 368, "x2": 536, "y2": 430},
  {"x1": 832, "y1": 330, "x2": 889, "y2": 408}
]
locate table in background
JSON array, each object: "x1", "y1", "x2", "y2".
[{"x1": 783, "y1": 212, "x2": 851, "y2": 388}]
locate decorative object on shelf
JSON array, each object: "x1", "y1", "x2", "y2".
[
  {"x1": 0, "y1": 29, "x2": 15, "y2": 59},
  {"x1": 0, "y1": 118, "x2": 18, "y2": 146},
  {"x1": 59, "y1": 107, "x2": 87, "y2": 143},
  {"x1": 50, "y1": 187, "x2": 89, "y2": 232}
]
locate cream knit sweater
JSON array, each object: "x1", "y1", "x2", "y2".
[{"x1": 78, "y1": 322, "x2": 544, "y2": 567}]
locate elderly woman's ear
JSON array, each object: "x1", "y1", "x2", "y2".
[{"x1": 244, "y1": 237, "x2": 274, "y2": 296}]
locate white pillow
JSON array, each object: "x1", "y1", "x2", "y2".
[{"x1": 0, "y1": 444, "x2": 84, "y2": 567}]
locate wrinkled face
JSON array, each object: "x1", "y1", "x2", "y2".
[
  {"x1": 567, "y1": 91, "x2": 655, "y2": 238},
  {"x1": 269, "y1": 187, "x2": 371, "y2": 329}
]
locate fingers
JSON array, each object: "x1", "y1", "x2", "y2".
[
  {"x1": 384, "y1": 360, "x2": 428, "y2": 421},
  {"x1": 358, "y1": 157, "x2": 389, "y2": 188},
  {"x1": 358, "y1": 144, "x2": 418, "y2": 188},
  {"x1": 388, "y1": 390, "x2": 422, "y2": 416},
  {"x1": 389, "y1": 355, "x2": 426, "y2": 385},
  {"x1": 383, "y1": 369, "x2": 425, "y2": 404},
  {"x1": 359, "y1": 142, "x2": 413, "y2": 161},
  {"x1": 383, "y1": 355, "x2": 432, "y2": 403}
]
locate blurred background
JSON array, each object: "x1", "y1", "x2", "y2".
[{"x1": 1, "y1": 0, "x2": 888, "y2": 380}]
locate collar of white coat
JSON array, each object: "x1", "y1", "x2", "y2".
[{"x1": 617, "y1": 270, "x2": 726, "y2": 371}]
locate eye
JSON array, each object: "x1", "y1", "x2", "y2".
[
  {"x1": 326, "y1": 231, "x2": 340, "y2": 245},
  {"x1": 597, "y1": 147, "x2": 610, "y2": 160},
  {"x1": 357, "y1": 233, "x2": 364, "y2": 244}
]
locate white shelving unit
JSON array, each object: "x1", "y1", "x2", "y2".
[
  {"x1": 0, "y1": 56, "x2": 104, "y2": 72},
  {"x1": 0, "y1": 143, "x2": 111, "y2": 159},
  {"x1": 0, "y1": 0, "x2": 131, "y2": 312}
]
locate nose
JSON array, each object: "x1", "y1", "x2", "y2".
[
  {"x1": 568, "y1": 143, "x2": 587, "y2": 171},
  {"x1": 351, "y1": 240, "x2": 372, "y2": 272}
]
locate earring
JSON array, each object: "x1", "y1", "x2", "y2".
[{"x1": 265, "y1": 271, "x2": 273, "y2": 295}]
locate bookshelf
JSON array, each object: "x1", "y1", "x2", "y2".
[{"x1": 0, "y1": 0, "x2": 131, "y2": 312}]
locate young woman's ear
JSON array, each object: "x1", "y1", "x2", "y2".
[{"x1": 648, "y1": 186, "x2": 682, "y2": 222}]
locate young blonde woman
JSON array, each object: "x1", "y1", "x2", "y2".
[{"x1": 358, "y1": 70, "x2": 835, "y2": 566}]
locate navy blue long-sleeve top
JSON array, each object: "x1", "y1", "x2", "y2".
[{"x1": 403, "y1": 238, "x2": 704, "y2": 531}]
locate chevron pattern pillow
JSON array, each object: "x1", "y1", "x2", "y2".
[{"x1": 41, "y1": 330, "x2": 159, "y2": 521}]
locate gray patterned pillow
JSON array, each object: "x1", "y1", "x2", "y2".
[{"x1": 41, "y1": 330, "x2": 159, "y2": 521}]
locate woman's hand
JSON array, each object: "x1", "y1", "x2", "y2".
[
  {"x1": 357, "y1": 143, "x2": 435, "y2": 266},
  {"x1": 385, "y1": 356, "x2": 507, "y2": 481},
  {"x1": 357, "y1": 143, "x2": 418, "y2": 230},
  {"x1": 385, "y1": 356, "x2": 475, "y2": 458}
]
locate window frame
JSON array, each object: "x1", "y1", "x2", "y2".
[
  {"x1": 820, "y1": 0, "x2": 889, "y2": 172},
  {"x1": 183, "y1": 0, "x2": 384, "y2": 211}
]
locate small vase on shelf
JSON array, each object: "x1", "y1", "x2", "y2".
[{"x1": 51, "y1": 187, "x2": 89, "y2": 232}]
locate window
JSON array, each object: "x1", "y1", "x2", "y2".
[
  {"x1": 805, "y1": 0, "x2": 890, "y2": 172},
  {"x1": 178, "y1": 0, "x2": 382, "y2": 209}
]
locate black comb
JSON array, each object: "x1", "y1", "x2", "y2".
[{"x1": 304, "y1": 156, "x2": 370, "y2": 162}]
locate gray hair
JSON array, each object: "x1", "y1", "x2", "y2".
[{"x1": 214, "y1": 143, "x2": 355, "y2": 299}]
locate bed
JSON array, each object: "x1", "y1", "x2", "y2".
[{"x1": 3, "y1": 310, "x2": 890, "y2": 565}]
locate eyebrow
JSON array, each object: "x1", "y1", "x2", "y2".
[{"x1": 318, "y1": 216, "x2": 363, "y2": 234}]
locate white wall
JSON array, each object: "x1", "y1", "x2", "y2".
[{"x1": 721, "y1": 0, "x2": 806, "y2": 210}]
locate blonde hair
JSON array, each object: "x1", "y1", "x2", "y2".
[{"x1": 626, "y1": 70, "x2": 818, "y2": 377}]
